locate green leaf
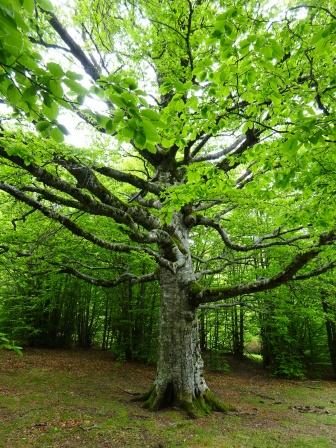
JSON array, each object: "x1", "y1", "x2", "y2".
[
  {"x1": 134, "y1": 130, "x2": 146, "y2": 148},
  {"x1": 23, "y1": 0, "x2": 35, "y2": 14},
  {"x1": 109, "y1": 94, "x2": 126, "y2": 108},
  {"x1": 42, "y1": 101, "x2": 58, "y2": 120},
  {"x1": 142, "y1": 119, "x2": 159, "y2": 142},
  {"x1": 161, "y1": 138, "x2": 174, "y2": 149},
  {"x1": 36, "y1": 120, "x2": 50, "y2": 132},
  {"x1": 64, "y1": 78, "x2": 86, "y2": 95},
  {"x1": 6, "y1": 84, "x2": 20, "y2": 105},
  {"x1": 2, "y1": 30, "x2": 23, "y2": 55},
  {"x1": 50, "y1": 126, "x2": 64, "y2": 143},
  {"x1": 124, "y1": 78, "x2": 137, "y2": 90},
  {"x1": 309, "y1": 131, "x2": 322, "y2": 144},
  {"x1": 271, "y1": 41, "x2": 283, "y2": 59},
  {"x1": 113, "y1": 110, "x2": 124, "y2": 124},
  {"x1": 105, "y1": 119, "x2": 115, "y2": 133},
  {"x1": 224, "y1": 23, "x2": 233, "y2": 37},
  {"x1": 0, "y1": 9, "x2": 18, "y2": 31},
  {"x1": 36, "y1": 0, "x2": 53, "y2": 12},
  {"x1": 42, "y1": 92, "x2": 52, "y2": 107},
  {"x1": 214, "y1": 15, "x2": 226, "y2": 31},
  {"x1": 121, "y1": 126, "x2": 134, "y2": 140},
  {"x1": 49, "y1": 80, "x2": 63, "y2": 98},
  {"x1": 65, "y1": 70, "x2": 83, "y2": 80},
  {"x1": 47, "y1": 62, "x2": 64, "y2": 78},
  {"x1": 141, "y1": 109, "x2": 161, "y2": 121},
  {"x1": 212, "y1": 29, "x2": 222, "y2": 38},
  {"x1": 262, "y1": 46, "x2": 273, "y2": 60},
  {"x1": 126, "y1": 118, "x2": 137, "y2": 130},
  {"x1": 121, "y1": 91, "x2": 137, "y2": 106},
  {"x1": 22, "y1": 86, "x2": 37, "y2": 103}
]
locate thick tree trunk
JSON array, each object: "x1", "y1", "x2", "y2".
[
  {"x1": 141, "y1": 217, "x2": 230, "y2": 417},
  {"x1": 142, "y1": 267, "x2": 229, "y2": 416}
]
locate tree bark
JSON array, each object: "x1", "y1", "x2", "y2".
[{"x1": 141, "y1": 218, "x2": 231, "y2": 417}]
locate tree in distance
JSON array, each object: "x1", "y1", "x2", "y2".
[{"x1": 0, "y1": 0, "x2": 335, "y2": 416}]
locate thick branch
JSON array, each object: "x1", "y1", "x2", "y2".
[
  {"x1": 93, "y1": 165, "x2": 162, "y2": 196},
  {"x1": 22, "y1": 186, "x2": 83, "y2": 209},
  {"x1": 182, "y1": 111, "x2": 263, "y2": 168},
  {"x1": 192, "y1": 230, "x2": 336, "y2": 305},
  {"x1": 294, "y1": 261, "x2": 336, "y2": 280},
  {"x1": 191, "y1": 216, "x2": 310, "y2": 251},
  {"x1": 0, "y1": 182, "x2": 171, "y2": 268},
  {"x1": 216, "y1": 128, "x2": 262, "y2": 171},
  {"x1": 59, "y1": 265, "x2": 158, "y2": 288},
  {"x1": 0, "y1": 146, "x2": 160, "y2": 233},
  {"x1": 192, "y1": 135, "x2": 246, "y2": 163},
  {"x1": 59, "y1": 158, "x2": 161, "y2": 231},
  {"x1": 45, "y1": 12, "x2": 101, "y2": 81}
]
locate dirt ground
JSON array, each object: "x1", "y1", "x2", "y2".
[{"x1": 0, "y1": 349, "x2": 335, "y2": 447}]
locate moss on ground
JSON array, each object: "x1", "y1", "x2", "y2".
[{"x1": 0, "y1": 349, "x2": 336, "y2": 447}]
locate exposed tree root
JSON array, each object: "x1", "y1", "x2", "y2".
[
  {"x1": 180, "y1": 390, "x2": 234, "y2": 418},
  {"x1": 131, "y1": 385, "x2": 155, "y2": 402},
  {"x1": 138, "y1": 385, "x2": 234, "y2": 418}
]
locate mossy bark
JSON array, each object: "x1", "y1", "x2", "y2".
[
  {"x1": 141, "y1": 386, "x2": 232, "y2": 418},
  {"x1": 141, "y1": 260, "x2": 230, "y2": 415},
  {"x1": 138, "y1": 215, "x2": 233, "y2": 417}
]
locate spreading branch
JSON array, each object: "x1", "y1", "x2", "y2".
[
  {"x1": 0, "y1": 146, "x2": 162, "y2": 233},
  {"x1": 192, "y1": 135, "x2": 246, "y2": 163},
  {"x1": 0, "y1": 182, "x2": 172, "y2": 269},
  {"x1": 44, "y1": 11, "x2": 101, "y2": 80},
  {"x1": 192, "y1": 230, "x2": 336, "y2": 306},
  {"x1": 191, "y1": 216, "x2": 310, "y2": 252},
  {"x1": 58, "y1": 265, "x2": 158, "y2": 288},
  {"x1": 93, "y1": 165, "x2": 162, "y2": 196}
]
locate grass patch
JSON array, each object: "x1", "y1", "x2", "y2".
[{"x1": 0, "y1": 349, "x2": 336, "y2": 447}]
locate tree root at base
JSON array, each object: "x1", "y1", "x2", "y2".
[
  {"x1": 131, "y1": 385, "x2": 155, "y2": 403},
  {"x1": 137, "y1": 386, "x2": 235, "y2": 418},
  {"x1": 180, "y1": 390, "x2": 234, "y2": 418}
]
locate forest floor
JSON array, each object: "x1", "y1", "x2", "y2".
[{"x1": 0, "y1": 349, "x2": 335, "y2": 448}]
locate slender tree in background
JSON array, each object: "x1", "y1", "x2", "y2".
[{"x1": 0, "y1": 0, "x2": 335, "y2": 416}]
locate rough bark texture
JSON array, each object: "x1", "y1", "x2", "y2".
[{"x1": 141, "y1": 216, "x2": 230, "y2": 417}]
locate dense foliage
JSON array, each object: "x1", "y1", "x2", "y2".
[{"x1": 0, "y1": 0, "x2": 335, "y2": 415}]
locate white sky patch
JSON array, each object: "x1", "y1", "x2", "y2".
[
  {"x1": 2, "y1": 0, "x2": 310, "y2": 150},
  {"x1": 49, "y1": 0, "x2": 309, "y2": 149}
]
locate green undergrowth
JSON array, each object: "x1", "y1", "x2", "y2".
[{"x1": 0, "y1": 349, "x2": 336, "y2": 448}]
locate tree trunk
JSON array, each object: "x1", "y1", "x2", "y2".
[
  {"x1": 141, "y1": 223, "x2": 230, "y2": 416},
  {"x1": 321, "y1": 297, "x2": 336, "y2": 377},
  {"x1": 138, "y1": 215, "x2": 232, "y2": 417}
]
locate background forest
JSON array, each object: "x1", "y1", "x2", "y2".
[
  {"x1": 1, "y1": 0, "x2": 336, "y2": 445},
  {"x1": 1, "y1": 205, "x2": 335, "y2": 381},
  {"x1": 0, "y1": 0, "x2": 335, "y2": 420}
]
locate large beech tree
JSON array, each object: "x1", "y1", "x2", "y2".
[{"x1": 0, "y1": 0, "x2": 335, "y2": 415}]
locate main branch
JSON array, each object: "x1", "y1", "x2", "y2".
[
  {"x1": 191, "y1": 216, "x2": 310, "y2": 251},
  {"x1": 192, "y1": 230, "x2": 336, "y2": 306},
  {"x1": 0, "y1": 182, "x2": 171, "y2": 268}
]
